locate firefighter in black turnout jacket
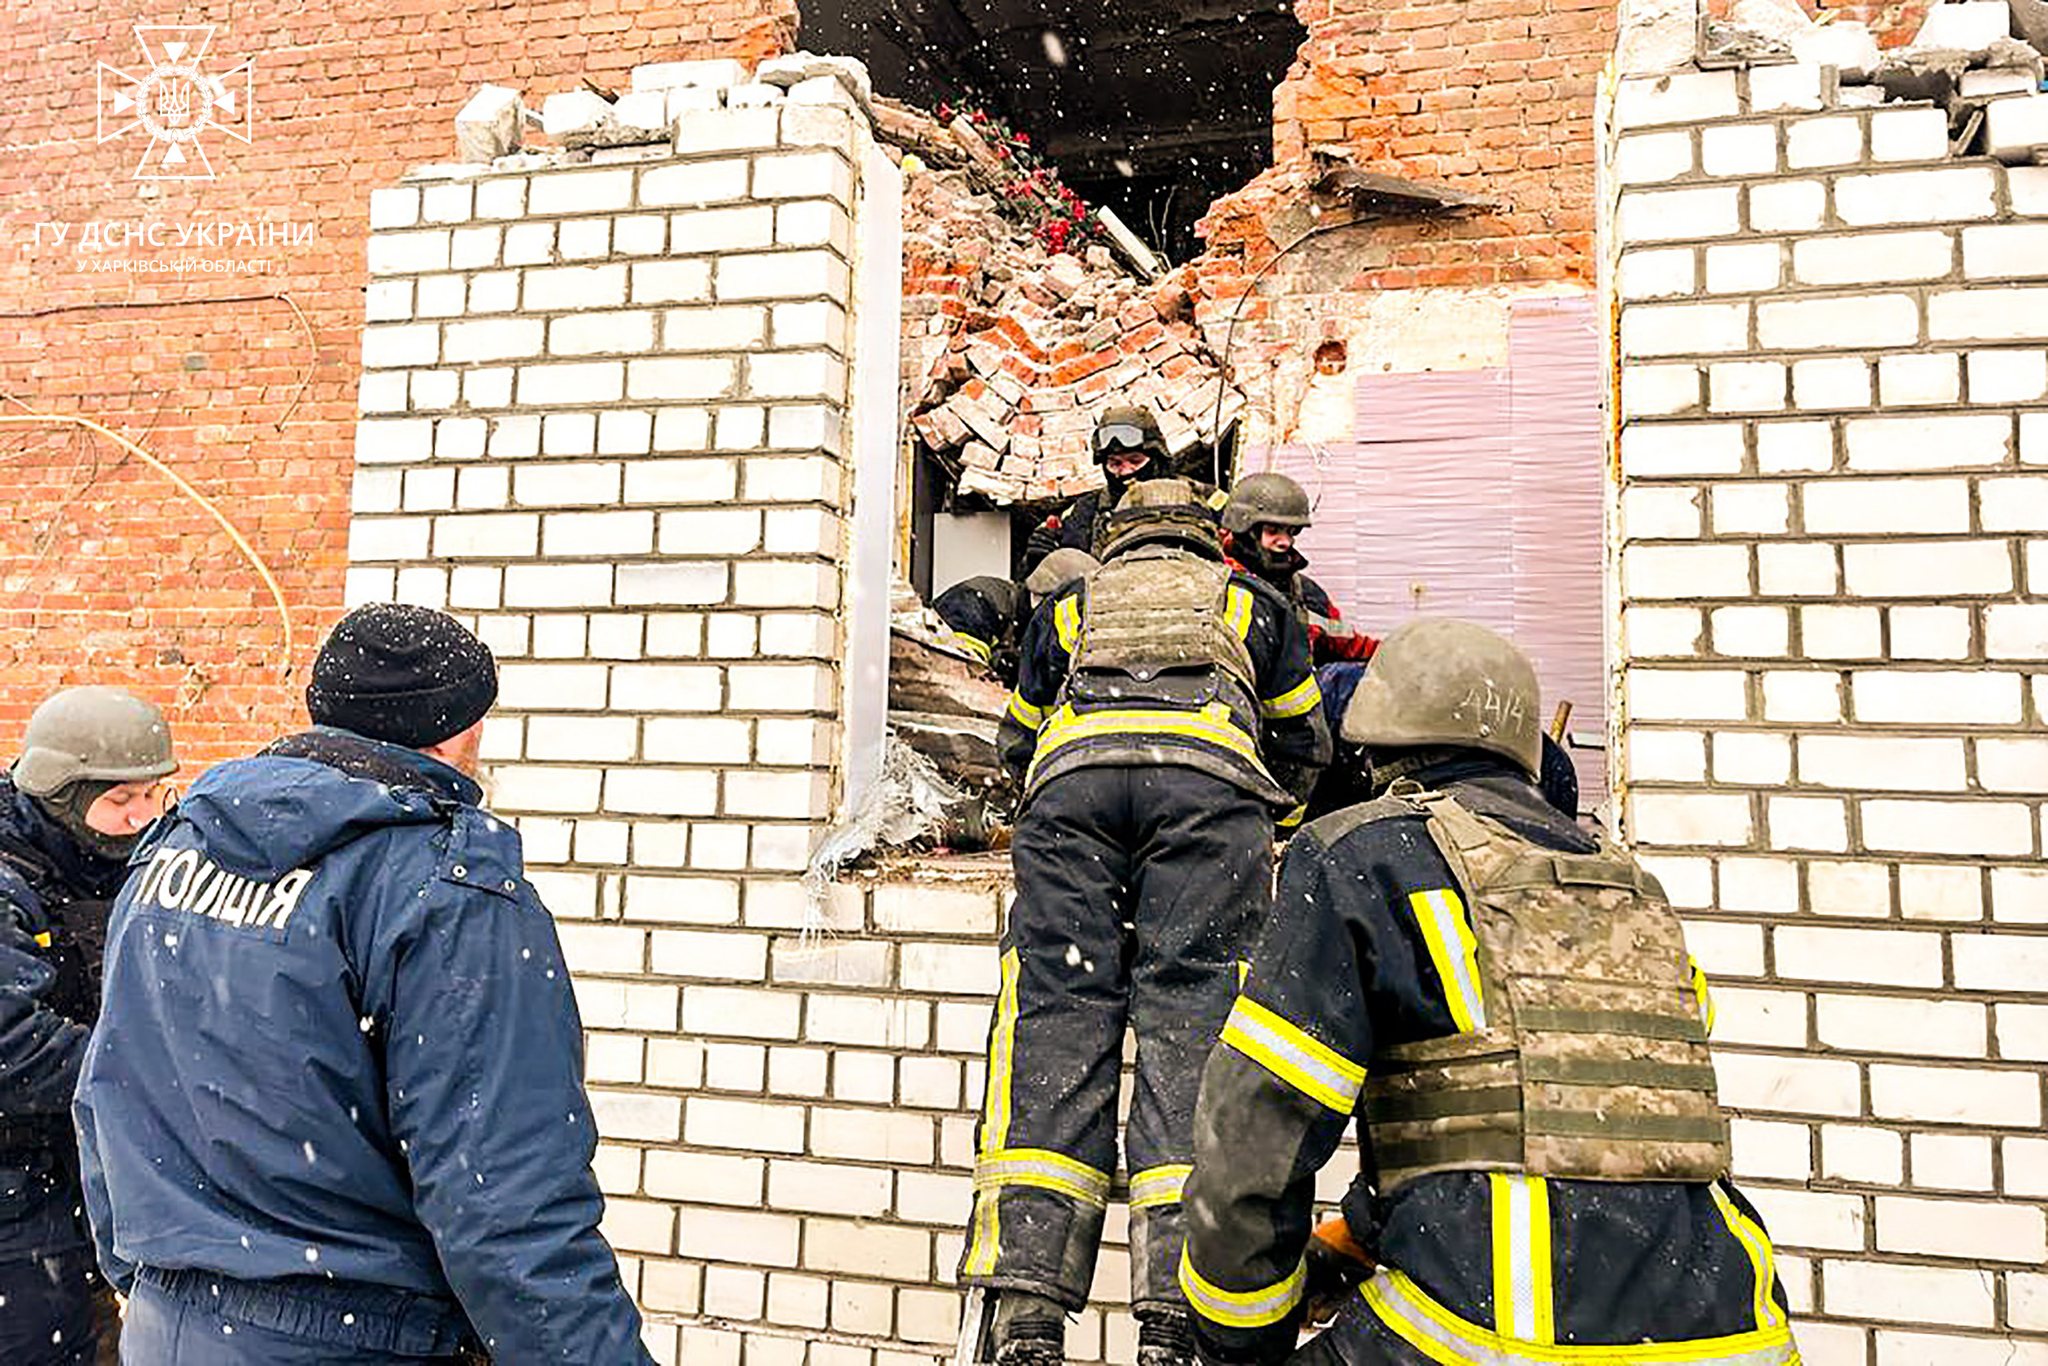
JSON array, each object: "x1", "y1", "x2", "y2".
[
  {"x1": 0, "y1": 685, "x2": 177, "y2": 1365},
  {"x1": 1179, "y1": 619, "x2": 1797, "y2": 1366},
  {"x1": 964, "y1": 480, "x2": 1331, "y2": 1366}
]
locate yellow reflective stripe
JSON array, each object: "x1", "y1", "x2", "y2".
[
  {"x1": 1689, "y1": 957, "x2": 1717, "y2": 1037},
  {"x1": 1219, "y1": 995, "x2": 1366, "y2": 1113},
  {"x1": 1364, "y1": 1269, "x2": 1798, "y2": 1366},
  {"x1": 975, "y1": 1147, "x2": 1112, "y2": 1207},
  {"x1": 1710, "y1": 1183, "x2": 1785, "y2": 1331},
  {"x1": 1054, "y1": 594, "x2": 1082, "y2": 654},
  {"x1": 1129, "y1": 1163, "x2": 1192, "y2": 1209},
  {"x1": 1409, "y1": 888, "x2": 1488, "y2": 1032},
  {"x1": 964, "y1": 949, "x2": 1022, "y2": 1276},
  {"x1": 1261, "y1": 674, "x2": 1322, "y2": 720},
  {"x1": 1277, "y1": 803, "x2": 1306, "y2": 831},
  {"x1": 33, "y1": 931, "x2": 51, "y2": 948},
  {"x1": 1179, "y1": 1247, "x2": 1306, "y2": 1330},
  {"x1": 1489, "y1": 1175, "x2": 1556, "y2": 1344},
  {"x1": 952, "y1": 632, "x2": 993, "y2": 665},
  {"x1": 1006, "y1": 691, "x2": 1047, "y2": 732},
  {"x1": 1031, "y1": 703, "x2": 1264, "y2": 767},
  {"x1": 1224, "y1": 584, "x2": 1255, "y2": 639},
  {"x1": 1207, "y1": 487, "x2": 1231, "y2": 511}
]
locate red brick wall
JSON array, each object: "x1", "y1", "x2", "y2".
[{"x1": 0, "y1": 1, "x2": 794, "y2": 769}]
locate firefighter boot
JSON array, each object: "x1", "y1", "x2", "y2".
[
  {"x1": 1135, "y1": 1307, "x2": 1194, "y2": 1366},
  {"x1": 992, "y1": 1292, "x2": 1066, "y2": 1366}
]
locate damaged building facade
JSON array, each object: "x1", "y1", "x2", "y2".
[{"x1": 3, "y1": 0, "x2": 2048, "y2": 1361}]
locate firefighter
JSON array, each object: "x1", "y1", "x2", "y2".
[
  {"x1": 933, "y1": 549, "x2": 1098, "y2": 686},
  {"x1": 0, "y1": 685, "x2": 177, "y2": 1366},
  {"x1": 1179, "y1": 619, "x2": 1795, "y2": 1366},
  {"x1": 1019, "y1": 406, "x2": 1228, "y2": 577},
  {"x1": 1219, "y1": 473, "x2": 1377, "y2": 665},
  {"x1": 963, "y1": 480, "x2": 1331, "y2": 1366}
]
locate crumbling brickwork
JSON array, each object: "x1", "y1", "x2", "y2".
[
  {"x1": 1613, "y1": 64, "x2": 2048, "y2": 1358},
  {"x1": 0, "y1": 2, "x2": 794, "y2": 766}
]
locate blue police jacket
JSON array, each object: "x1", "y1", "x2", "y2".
[{"x1": 73, "y1": 728, "x2": 651, "y2": 1363}]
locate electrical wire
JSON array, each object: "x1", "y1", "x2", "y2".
[
  {"x1": 1206, "y1": 214, "x2": 1377, "y2": 485},
  {"x1": 0, "y1": 292, "x2": 318, "y2": 430},
  {"x1": 0, "y1": 411, "x2": 295, "y2": 677}
]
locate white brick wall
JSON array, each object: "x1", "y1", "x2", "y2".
[{"x1": 1614, "y1": 69, "x2": 2048, "y2": 1362}]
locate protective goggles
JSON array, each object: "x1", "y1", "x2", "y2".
[{"x1": 1092, "y1": 422, "x2": 1154, "y2": 455}]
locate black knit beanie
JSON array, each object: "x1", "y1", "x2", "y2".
[{"x1": 305, "y1": 604, "x2": 498, "y2": 749}]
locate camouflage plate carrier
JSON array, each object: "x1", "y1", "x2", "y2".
[{"x1": 1364, "y1": 789, "x2": 1731, "y2": 1192}]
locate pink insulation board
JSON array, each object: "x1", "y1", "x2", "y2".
[{"x1": 1256, "y1": 297, "x2": 1608, "y2": 804}]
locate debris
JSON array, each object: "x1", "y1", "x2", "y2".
[
  {"x1": 541, "y1": 86, "x2": 672, "y2": 150},
  {"x1": 1313, "y1": 164, "x2": 1511, "y2": 217},
  {"x1": 1728, "y1": 0, "x2": 1817, "y2": 50},
  {"x1": 726, "y1": 82, "x2": 786, "y2": 108},
  {"x1": 1615, "y1": 0, "x2": 1702, "y2": 76},
  {"x1": 1803, "y1": 23, "x2": 1884, "y2": 83},
  {"x1": 1908, "y1": 0, "x2": 2019, "y2": 55},
  {"x1": 1987, "y1": 91, "x2": 2048, "y2": 160},
  {"x1": 540, "y1": 89, "x2": 612, "y2": 140},
  {"x1": 1962, "y1": 66, "x2": 2043, "y2": 94},
  {"x1": 454, "y1": 85, "x2": 522, "y2": 164},
  {"x1": 755, "y1": 52, "x2": 875, "y2": 114},
  {"x1": 1872, "y1": 48, "x2": 1975, "y2": 104},
  {"x1": 2009, "y1": 0, "x2": 2048, "y2": 53},
  {"x1": 1096, "y1": 206, "x2": 1165, "y2": 281},
  {"x1": 1698, "y1": 18, "x2": 1797, "y2": 68}
]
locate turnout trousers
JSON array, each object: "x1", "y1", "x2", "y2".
[{"x1": 961, "y1": 765, "x2": 1274, "y2": 1313}]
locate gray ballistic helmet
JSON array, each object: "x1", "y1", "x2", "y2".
[
  {"x1": 1222, "y1": 472, "x2": 1313, "y2": 536},
  {"x1": 1095, "y1": 478, "x2": 1223, "y2": 562},
  {"x1": 1024, "y1": 548, "x2": 1099, "y2": 601},
  {"x1": 1091, "y1": 405, "x2": 1168, "y2": 464},
  {"x1": 12, "y1": 685, "x2": 176, "y2": 798},
  {"x1": 1340, "y1": 619, "x2": 1542, "y2": 776}
]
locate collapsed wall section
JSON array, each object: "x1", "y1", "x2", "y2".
[{"x1": 1611, "y1": 64, "x2": 2048, "y2": 1360}]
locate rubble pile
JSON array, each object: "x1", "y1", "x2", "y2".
[
  {"x1": 1707, "y1": 0, "x2": 2048, "y2": 160},
  {"x1": 881, "y1": 105, "x2": 1247, "y2": 507}
]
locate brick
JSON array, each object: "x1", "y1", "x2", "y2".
[
  {"x1": 1621, "y1": 485, "x2": 1702, "y2": 540},
  {"x1": 1836, "y1": 168, "x2": 1999, "y2": 226},
  {"x1": 769, "y1": 1160, "x2": 891, "y2": 1217},
  {"x1": 640, "y1": 159, "x2": 751, "y2": 208},
  {"x1": 1701, "y1": 123, "x2": 1778, "y2": 177},
  {"x1": 1617, "y1": 131, "x2": 1693, "y2": 184},
  {"x1": 367, "y1": 230, "x2": 451, "y2": 276},
  {"x1": 1852, "y1": 670, "x2": 2022, "y2": 725},
  {"x1": 651, "y1": 930, "x2": 769, "y2": 981},
  {"x1": 1825, "y1": 1261, "x2": 1996, "y2": 1326},
  {"x1": 1629, "y1": 729, "x2": 1705, "y2": 783},
  {"x1": 1713, "y1": 1051, "x2": 1861, "y2": 1117},
  {"x1": 874, "y1": 884, "x2": 1000, "y2": 935},
  {"x1": 1710, "y1": 482, "x2": 1788, "y2": 534},
  {"x1": 589, "y1": 1088, "x2": 680, "y2": 1142},
  {"x1": 1961, "y1": 223, "x2": 2048, "y2": 281},
  {"x1": 1703, "y1": 242, "x2": 1781, "y2": 294},
  {"x1": 1980, "y1": 736, "x2": 2048, "y2": 792},
  {"x1": 665, "y1": 306, "x2": 768, "y2": 352},
  {"x1": 1710, "y1": 606, "x2": 1789, "y2": 659},
  {"x1": 810, "y1": 1107, "x2": 935, "y2": 1164},
  {"x1": 1625, "y1": 606, "x2": 1704, "y2": 657},
  {"x1": 515, "y1": 362, "x2": 625, "y2": 407},
  {"x1": 1756, "y1": 421, "x2": 1835, "y2": 473},
  {"x1": 1622, "y1": 544, "x2": 1749, "y2": 599},
  {"x1": 671, "y1": 205, "x2": 777, "y2": 254},
  {"x1": 1747, "y1": 179, "x2": 1825, "y2": 232},
  {"x1": 1870, "y1": 1063, "x2": 2042, "y2": 1127},
  {"x1": 1630, "y1": 791, "x2": 1752, "y2": 846},
  {"x1": 1966, "y1": 349, "x2": 2048, "y2": 403},
  {"x1": 804, "y1": 1217, "x2": 931, "y2": 1280},
  {"x1": 1757, "y1": 543, "x2": 1839, "y2": 596},
  {"x1": 1888, "y1": 605, "x2": 1970, "y2": 661},
  {"x1": 1815, "y1": 993, "x2": 1986, "y2": 1056},
  {"x1": 1713, "y1": 730, "x2": 1791, "y2": 783},
  {"x1": 1749, "y1": 63, "x2": 1825, "y2": 114},
  {"x1": 753, "y1": 151, "x2": 854, "y2": 203},
  {"x1": 1708, "y1": 362, "x2": 1785, "y2": 414},
  {"x1": 431, "y1": 512, "x2": 538, "y2": 558},
  {"x1": 1844, "y1": 541, "x2": 2012, "y2": 598},
  {"x1": 1844, "y1": 414, "x2": 2011, "y2": 470},
  {"x1": 1623, "y1": 366, "x2": 1704, "y2": 422},
  {"x1": 631, "y1": 260, "x2": 714, "y2": 305},
  {"x1": 1876, "y1": 353, "x2": 1959, "y2": 407},
  {"x1": 1713, "y1": 984, "x2": 1807, "y2": 1046},
  {"x1": 1619, "y1": 187, "x2": 1741, "y2": 243},
  {"x1": 1800, "y1": 735, "x2": 1965, "y2": 791},
  {"x1": 806, "y1": 994, "x2": 931, "y2": 1049},
  {"x1": 1909, "y1": 1133, "x2": 1995, "y2": 1191},
  {"x1": 1615, "y1": 72, "x2": 1740, "y2": 128},
  {"x1": 1625, "y1": 667, "x2": 1749, "y2": 721},
  {"x1": 623, "y1": 457, "x2": 738, "y2": 505},
  {"x1": 1897, "y1": 863, "x2": 1984, "y2": 922},
  {"x1": 598, "y1": 1198, "x2": 674, "y2": 1256},
  {"x1": 1864, "y1": 799, "x2": 2033, "y2": 857},
  {"x1": 1758, "y1": 295, "x2": 1919, "y2": 351},
  {"x1": 1929, "y1": 287, "x2": 2048, "y2": 342},
  {"x1": 1785, "y1": 116, "x2": 1863, "y2": 169},
  {"x1": 549, "y1": 311, "x2": 657, "y2": 358},
  {"x1": 1620, "y1": 301, "x2": 1748, "y2": 357},
  {"x1": 1870, "y1": 108, "x2": 1949, "y2": 161},
  {"x1": 1620, "y1": 422, "x2": 1746, "y2": 477},
  {"x1": 1762, "y1": 671, "x2": 1843, "y2": 723},
  {"x1": 1823, "y1": 1124, "x2": 1903, "y2": 1184},
  {"x1": 1955, "y1": 933, "x2": 2048, "y2": 993},
  {"x1": 1765, "y1": 795, "x2": 1848, "y2": 852},
  {"x1": 1746, "y1": 1187, "x2": 1867, "y2": 1252},
  {"x1": 772, "y1": 939, "x2": 893, "y2": 988},
  {"x1": 1804, "y1": 478, "x2": 1970, "y2": 536},
  {"x1": 604, "y1": 767, "x2": 719, "y2": 817},
  {"x1": 627, "y1": 357, "x2": 737, "y2": 402}
]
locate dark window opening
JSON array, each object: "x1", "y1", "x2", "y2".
[{"x1": 800, "y1": 2, "x2": 1305, "y2": 262}]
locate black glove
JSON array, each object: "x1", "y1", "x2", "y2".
[{"x1": 1020, "y1": 520, "x2": 1061, "y2": 575}]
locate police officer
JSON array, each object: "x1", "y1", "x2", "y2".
[
  {"x1": 0, "y1": 685, "x2": 177, "y2": 1365},
  {"x1": 1179, "y1": 619, "x2": 1795, "y2": 1366},
  {"x1": 1219, "y1": 473, "x2": 1376, "y2": 665},
  {"x1": 1020, "y1": 406, "x2": 1228, "y2": 576},
  {"x1": 933, "y1": 549, "x2": 1099, "y2": 685},
  {"x1": 963, "y1": 481, "x2": 1330, "y2": 1366},
  {"x1": 74, "y1": 604, "x2": 652, "y2": 1365}
]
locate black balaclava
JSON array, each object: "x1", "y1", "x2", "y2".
[
  {"x1": 36, "y1": 779, "x2": 141, "y2": 863},
  {"x1": 1231, "y1": 529, "x2": 1309, "y2": 590}
]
